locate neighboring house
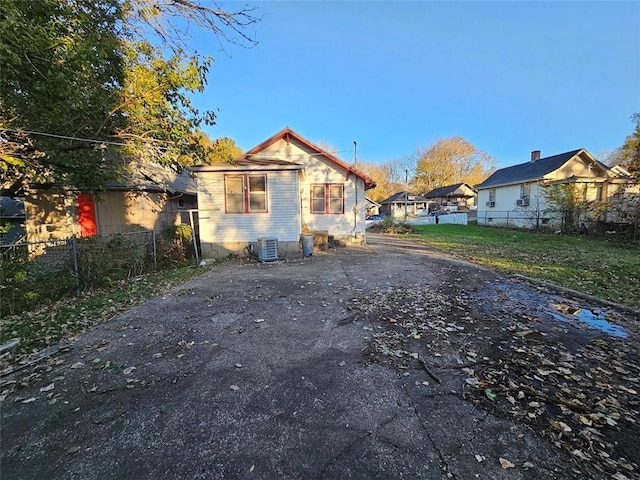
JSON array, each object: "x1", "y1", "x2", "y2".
[
  {"x1": 191, "y1": 127, "x2": 376, "y2": 259},
  {"x1": 22, "y1": 163, "x2": 197, "y2": 242},
  {"x1": 379, "y1": 191, "x2": 430, "y2": 218},
  {"x1": 475, "y1": 149, "x2": 635, "y2": 229},
  {"x1": 424, "y1": 183, "x2": 476, "y2": 211},
  {"x1": 365, "y1": 197, "x2": 381, "y2": 216},
  {"x1": 0, "y1": 196, "x2": 26, "y2": 244}
]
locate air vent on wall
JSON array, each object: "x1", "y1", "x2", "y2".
[{"x1": 257, "y1": 237, "x2": 278, "y2": 261}]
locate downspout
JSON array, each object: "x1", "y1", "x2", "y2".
[{"x1": 352, "y1": 173, "x2": 358, "y2": 234}]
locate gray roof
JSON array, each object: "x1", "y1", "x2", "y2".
[
  {"x1": 106, "y1": 163, "x2": 197, "y2": 195},
  {"x1": 380, "y1": 191, "x2": 429, "y2": 205},
  {"x1": 424, "y1": 183, "x2": 475, "y2": 199},
  {"x1": 475, "y1": 149, "x2": 583, "y2": 189},
  {"x1": 0, "y1": 196, "x2": 25, "y2": 218}
]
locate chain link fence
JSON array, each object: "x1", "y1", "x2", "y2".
[{"x1": 1, "y1": 228, "x2": 193, "y2": 318}]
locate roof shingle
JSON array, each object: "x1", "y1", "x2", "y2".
[{"x1": 475, "y1": 149, "x2": 583, "y2": 189}]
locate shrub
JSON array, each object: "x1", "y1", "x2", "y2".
[{"x1": 77, "y1": 235, "x2": 145, "y2": 289}]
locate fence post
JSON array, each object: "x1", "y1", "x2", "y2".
[
  {"x1": 71, "y1": 237, "x2": 80, "y2": 295},
  {"x1": 152, "y1": 230, "x2": 157, "y2": 270}
]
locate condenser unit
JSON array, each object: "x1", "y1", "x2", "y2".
[
  {"x1": 257, "y1": 237, "x2": 278, "y2": 261},
  {"x1": 516, "y1": 198, "x2": 529, "y2": 206}
]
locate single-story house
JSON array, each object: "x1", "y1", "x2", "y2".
[
  {"x1": 379, "y1": 191, "x2": 429, "y2": 218},
  {"x1": 365, "y1": 197, "x2": 381, "y2": 216},
  {"x1": 424, "y1": 183, "x2": 476, "y2": 210},
  {"x1": 475, "y1": 149, "x2": 635, "y2": 229},
  {"x1": 191, "y1": 127, "x2": 376, "y2": 259},
  {"x1": 21, "y1": 163, "x2": 197, "y2": 242}
]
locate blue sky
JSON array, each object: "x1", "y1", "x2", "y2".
[{"x1": 193, "y1": 1, "x2": 640, "y2": 168}]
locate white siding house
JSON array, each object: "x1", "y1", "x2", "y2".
[
  {"x1": 192, "y1": 128, "x2": 376, "y2": 258},
  {"x1": 475, "y1": 149, "x2": 635, "y2": 229}
]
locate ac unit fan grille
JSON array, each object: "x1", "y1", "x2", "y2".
[{"x1": 257, "y1": 237, "x2": 278, "y2": 261}]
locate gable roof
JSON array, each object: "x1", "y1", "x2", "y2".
[
  {"x1": 424, "y1": 183, "x2": 475, "y2": 199},
  {"x1": 475, "y1": 149, "x2": 587, "y2": 189},
  {"x1": 242, "y1": 127, "x2": 377, "y2": 189},
  {"x1": 380, "y1": 191, "x2": 429, "y2": 205},
  {"x1": 105, "y1": 163, "x2": 197, "y2": 195}
]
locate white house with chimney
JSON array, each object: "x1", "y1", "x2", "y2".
[{"x1": 475, "y1": 149, "x2": 635, "y2": 229}]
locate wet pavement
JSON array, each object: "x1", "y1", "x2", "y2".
[{"x1": 1, "y1": 233, "x2": 638, "y2": 479}]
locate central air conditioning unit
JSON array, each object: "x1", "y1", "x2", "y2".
[
  {"x1": 486, "y1": 201, "x2": 495, "y2": 207},
  {"x1": 257, "y1": 237, "x2": 278, "y2": 261},
  {"x1": 516, "y1": 198, "x2": 529, "y2": 206}
]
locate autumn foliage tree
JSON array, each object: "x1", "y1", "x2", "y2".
[
  {"x1": 0, "y1": 0, "x2": 259, "y2": 192},
  {"x1": 411, "y1": 136, "x2": 496, "y2": 194},
  {"x1": 358, "y1": 160, "x2": 406, "y2": 203}
]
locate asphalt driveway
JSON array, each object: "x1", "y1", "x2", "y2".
[{"x1": 2, "y1": 234, "x2": 638, "y2": 479}]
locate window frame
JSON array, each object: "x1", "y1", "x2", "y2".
[
  {"x1": 310, "y1": 183, "x2": 344, "y2": 214},
  {"x1": 224, "y1": 174, "x2": 268, "y2": 214}
]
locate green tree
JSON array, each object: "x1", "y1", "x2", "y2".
[
  {"x1": 0, "y1": 0, "x2": 259, "y2": 191},
  {"x1": 543, "y1": 183, "x2": 586, "y2": 232},
  {"x1": 621, "y1": 113, "x2": 640, "y2": 180},
  {"x1": 411, "y1": 136, "x2": 496, "y2": 193},
  {"x1": 188, "y1": 133, "x2": 243, "y2": 164}
]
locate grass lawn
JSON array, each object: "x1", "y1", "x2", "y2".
[
  {"x1": 409, "y1": 224, "x2": 640, "y2": 309},
  {"x1": 1, "y1": 262, "x2": 220, "y2": 362}
]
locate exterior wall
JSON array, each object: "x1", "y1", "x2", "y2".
[
  {"x1": 261, "y1": 139, "x2": 367, "y2": 241},
  {"x1": 24, "y1": 189, "x2": 78, "y2": 242},
  {"x1": 196, "y1": 170, "x2": 301, "y2": 258},
  {"x1": 381, "y1": 202, "x2": 428, "y2": 218},
  {"x1": 94, "y1": 191, "x2": 179, "y2": 234},
  {"x1": 476, "y1": 183, "x2": 559, "y2": 229}
]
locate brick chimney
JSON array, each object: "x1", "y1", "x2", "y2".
[{"x1": 530, "y1": 150, "x2": 541, "y2": 162}]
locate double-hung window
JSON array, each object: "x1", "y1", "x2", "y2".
[
  {"x1": 311, "y1": 184, "x2": 344, "y2": 214},
  {"x1": 225, "y1": 174, "x2": 267, "y2": 213}
]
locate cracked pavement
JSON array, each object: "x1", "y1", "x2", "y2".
[{"x1": 1, "y1": 233, "x2": 630, "y2": 479}]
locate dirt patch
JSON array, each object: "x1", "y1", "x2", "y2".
[{"x1": 350, "y1": 267, "x2": 640, "y2": 479}]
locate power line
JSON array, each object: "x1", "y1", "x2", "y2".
[{"x1": 0, "y1": 128, "x2": 129, "y2": 147}]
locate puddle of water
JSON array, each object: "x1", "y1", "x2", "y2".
[{"x1": 551, "y1": 306, "x2": 627, "y2": 338}]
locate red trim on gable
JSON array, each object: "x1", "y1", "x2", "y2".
[{"x1": 243, "y1": 127, "x2": 377, "y2": 189}]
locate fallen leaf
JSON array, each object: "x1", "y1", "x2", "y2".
[
  {"x1": 21, "y1": 397, "x2": 36, "y2": 404},
  {"x1": 522, "y1": 461, "x2": 534, "y2": 469},
  {"x1": 499, "y1": 457, "x2": 515, "y2": 469},
  {"x1": 338, "y1": 361, "x2": 346, "y2": 367},
  {"x1": 70, "y1": 362, "x2": 84, "y2": 369},
  {"x1": 485, "y1": 389, "x2": 497, "y2": 401},
  {"x1": 474, "y1": 454, "x2": 485, "y2": 462},
  {"x1": 230, "y1": 385, "x2": 240, "y2": 391},
  {"x1": 40, "y1": 383, "x2": 55, "y2": 392},
  {"x1": 249, "y1": 465, "x2": 255, "y2": 472},
  {"x1": 123, "y1": 366, "x2": 136, "y2": 375}
]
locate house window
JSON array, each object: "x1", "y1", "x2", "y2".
[
  {"x1": 225, "y1": 174, "x2": 267, "y2": 213},
  {"x1": 488, "y1": 189, "x2": 496, "y2": 207},
  {"x1": 520, "y1": 183, "x2": 530, "y2": 201},
  {"x1": 311, "y1": 184, "x2": 344, "y2": 214},
  {"x1": 596, "y1": 184, "x2": 604, "y2": 202}
]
